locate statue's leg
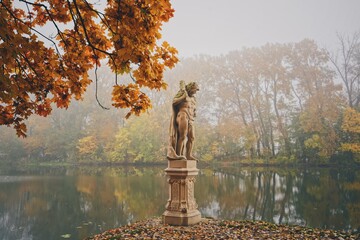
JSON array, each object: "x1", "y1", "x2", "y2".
[
  {"x1": 186, "y1": 122, "x2": 196, "y2": 160},
  {"x1": 176, "y1": 112, "x2": 188, "y2": 157}
]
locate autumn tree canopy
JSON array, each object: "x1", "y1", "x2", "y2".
[{"x1": 0, "y1": 0, "x2": 178, "y2": 137}]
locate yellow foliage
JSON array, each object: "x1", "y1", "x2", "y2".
[
  {"x1": 340, "y1": 143, "x2": 360, "y2": 153},
  {"x1": 342, "y1": 107, "x2": 360, "y2": 133},
  {"x1": 343, "y1": 182, "x2": 360, "y2": 191},
  {"x1": 304, "y1": 134, "x2": 321, "y2": 149},
  {"x1": 77, "y1": 136, "x2": 98, "y2": 155},
  {"x1": 340, "y1": 107, "x2": 360, "y2": 154}
]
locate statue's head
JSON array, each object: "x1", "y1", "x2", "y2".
[{"x1": 185, "y1": 82, "x2": 199, "y2": 96}]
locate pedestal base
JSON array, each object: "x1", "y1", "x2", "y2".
[
  {"x1": 163, "y1": 209, "x2": 201, "y2": 226},
  {"x1": 163, "y1": 160, "x2": 201, "y2": 226}
]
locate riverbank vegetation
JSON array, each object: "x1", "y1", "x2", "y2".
[{"x1": 1, "y1": 35, "x2": 360, "y2": 166}]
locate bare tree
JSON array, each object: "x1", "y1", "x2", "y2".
[{"x1": 329, "y1": 32, "x2": 360, "y2": 108}]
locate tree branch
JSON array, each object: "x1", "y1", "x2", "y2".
[
  {"x1": 72, "y1": 0, "x2": 119, "y2": 89},
  {"x1": 72, "y1": 0, "x2": 113, "y2": 56},
  {"x1": 19, "y1": 0, "x2": 68, "y2": 46},
  {"x1": 81, "y1": 0, "x2": 115, "y2": 34},
  {"x1": 1, "y1": 1, "x2": 64, "y2": 67},
  {"x1": 94, "y1": 63, "x2": 110, "y2": 110}
]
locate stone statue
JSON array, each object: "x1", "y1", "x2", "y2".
[{"x1": 167, "y1": 81, "x2": 199, "y2": 160}]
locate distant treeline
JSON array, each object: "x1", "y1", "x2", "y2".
[{"x1": 1, "y1": 36, "x2": 360, "y2": 165}]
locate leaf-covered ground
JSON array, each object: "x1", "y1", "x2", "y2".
[{"x1": 85, "y1": 217, "x2": 359, "y2": 240}]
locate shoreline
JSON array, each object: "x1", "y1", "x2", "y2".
[
  {"x1": 85, "y1": 217, "x2": 359, "y2": 240},
  {"x1": 1, "y1": 160, "x2": 359, "y2": 170}
]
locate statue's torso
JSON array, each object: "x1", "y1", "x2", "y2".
[{"x1": 177, "y1": 97, "x2": 196, "y2": 121}]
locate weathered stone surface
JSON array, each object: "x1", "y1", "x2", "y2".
[
  {"x1": 163, "y1": 160, "x2": 201, "y2": 226},
  {"x1": 166, "y1": 81, "x2": 199, "y2": 161},
  {"x1": 162, "y1": 210, "x2": 201, "y2": 226},
  {"x1": 168, "y1": 159, "x2": 197, "y2": 169},
  {"x1": 163, "y1": 81, "x2": 201, "y2": 226}
]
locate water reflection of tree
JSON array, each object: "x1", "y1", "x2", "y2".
[
  {"x1": 0, "y1": 167, "x2": 166, "y2": 240},
  {"x1": 294, "y1": 169, "x2": 360, "y2": 231},
  {"x1": 1, "y1": 166, "x2": 359, "y2": 240},
  {"x1": 197, "y1": 168, "x2": 360, "y2": 231}
]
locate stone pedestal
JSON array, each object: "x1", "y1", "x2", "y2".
[{"x1": 162, "y1": 160, "x2": 201, "y2": 226}]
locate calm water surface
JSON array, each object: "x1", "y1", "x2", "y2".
[{"x1": 0, "y1": 165, "x2": 359, "y2": 239}]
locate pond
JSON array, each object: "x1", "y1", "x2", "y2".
[{"x1": 0, "y1": 165, "x2": 359, "y2": 239}]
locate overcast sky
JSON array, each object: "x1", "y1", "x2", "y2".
[{"x1": 162, "y1": 0, "x2": 360, "y2": 58}]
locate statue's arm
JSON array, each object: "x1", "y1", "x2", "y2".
[{"x1": 172, "y1": 91, "x2": 187, "y2": 106}]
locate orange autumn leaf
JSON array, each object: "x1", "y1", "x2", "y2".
[{"x1": 0, "y1": 0, "x2": 178, "y2": 137}]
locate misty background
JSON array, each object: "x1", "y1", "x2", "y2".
[
  {"x1": 163, "y1": 0, "x2": 360, "y2": 57},
  {"x1": 0, "y1": 0, "x2": 360, "y2": 164}
]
